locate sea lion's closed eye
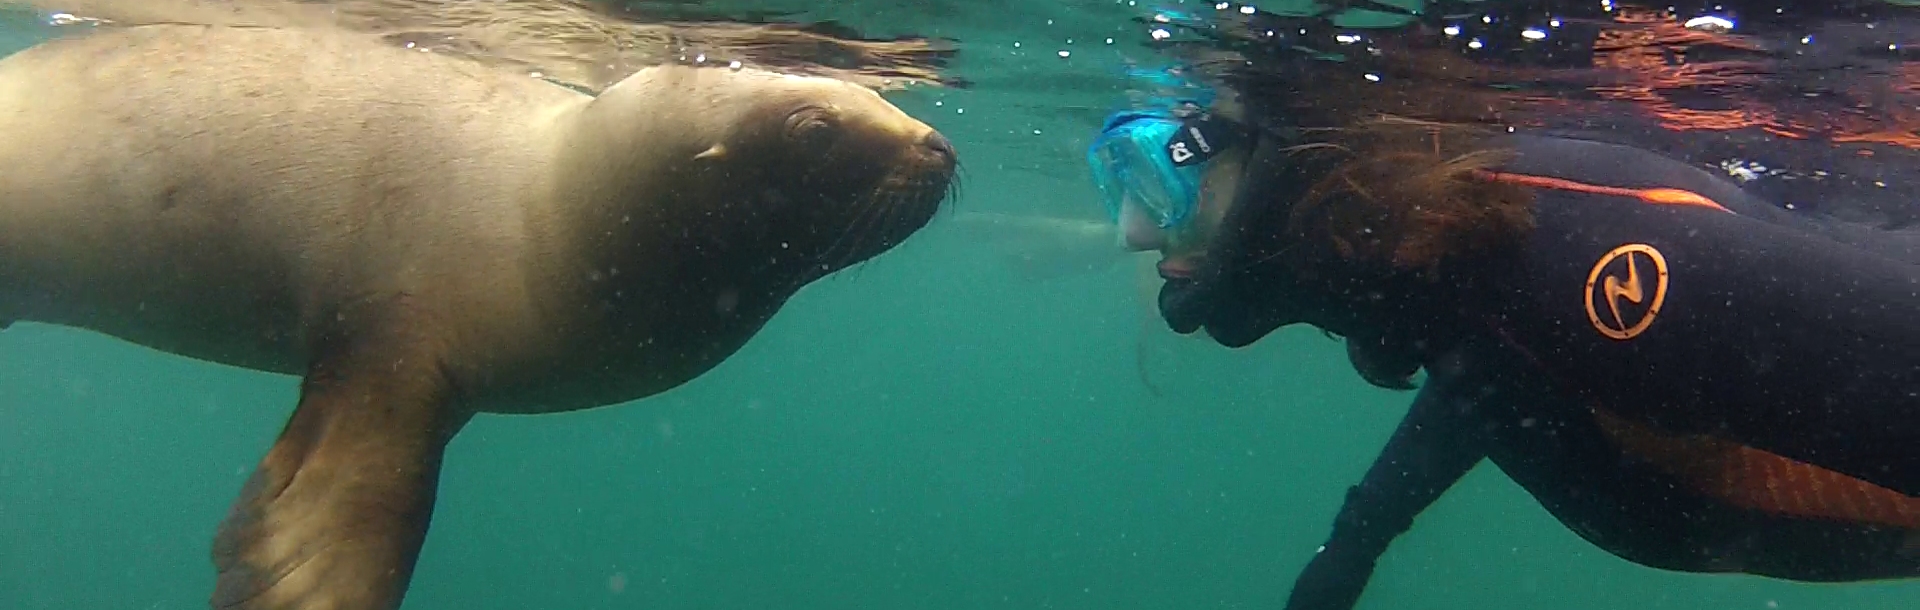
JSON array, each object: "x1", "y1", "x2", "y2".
[{"x1": 785, "y1": 105, "x2": 837, "y2": 144}]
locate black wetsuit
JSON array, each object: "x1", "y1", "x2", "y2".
[
  {"x1": 1475, "y1": 135, "x2": 1919, "y2": 488},
  {"x1": 1157, "y1": 134, "x2": 1920, "y2": 609},
  {"x1": 1292, "y1": 345, "x2": 1919, "y2": 610}
]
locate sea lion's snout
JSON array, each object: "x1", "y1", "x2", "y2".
[
  {"x1": 921, "y1": 131, "x2": 957, "y2": 166},
  {"x1": 905, "y1": 127, "x2": 958, "y2": 198},
  {"x1": 887, "y1": 125, "x2": 959, "y2": 233}
]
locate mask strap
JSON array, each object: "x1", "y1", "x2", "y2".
[{"x1": 1164, "y1": 114, "x2": 1247, "y2": 168}]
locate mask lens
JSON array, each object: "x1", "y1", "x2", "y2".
[
  {"x1": 1088, "y1": 120, "x2": 1195, "y2": 229},
  {"x1": 1089, "y1": 141, "x2": 1133, "y2": 221}
]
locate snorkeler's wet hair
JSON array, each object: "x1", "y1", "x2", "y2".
[{"x1": 1278, "y1": 117, "x2": 1537, "y2": 281}]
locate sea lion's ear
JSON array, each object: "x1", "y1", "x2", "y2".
[
  {"x1": 694, "y1": 144, "x2": 728, "y2": 161},
  {"x1": 211, "y1": 298, "x2": 470, "y2": 610}
]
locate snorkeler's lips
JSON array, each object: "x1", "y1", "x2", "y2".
[{"x1": 1155, "y1": 257, "x2": 1197, "y2": 279}]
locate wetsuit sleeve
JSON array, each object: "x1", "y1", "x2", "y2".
[{"x1": 1288, "y1": 360, "x2": 1488, "y2": 610}]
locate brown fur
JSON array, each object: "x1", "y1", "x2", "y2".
[{"x1": 1282, "y1": 117, "x2": 1538, "y2": 280}]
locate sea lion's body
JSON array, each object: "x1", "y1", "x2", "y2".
[
  {"x1": 0, "y1": 26, "x2": 580, "y2": 405},
  {"x1": 0, "y1": 23, "x2": 954, "y2": 610}
]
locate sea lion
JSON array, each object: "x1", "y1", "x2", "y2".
[{"x1": 0, "y1": 23, "x2": 956, "y2": 610}]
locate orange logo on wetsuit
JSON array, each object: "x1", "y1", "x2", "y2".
[{"x1": 1584, "y1": 243, "x2": 1670, "y2": 340}]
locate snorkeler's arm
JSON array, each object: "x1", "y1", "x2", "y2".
[{"x1": 1287, "y1": 356, "x2": 1488, "y2": 610}]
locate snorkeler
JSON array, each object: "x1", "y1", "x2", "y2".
[
  {"x1": 1085, "y1": 79, "x2": 1920, "y2": 610},
  {"x1": 1140, "y1": 102, "x2": 1920, "y2": 496}
]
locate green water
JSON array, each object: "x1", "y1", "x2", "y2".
[{"x1": 3, "y1": 1, "x2": 1919, "y2": 609}]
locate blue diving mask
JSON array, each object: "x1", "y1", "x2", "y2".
[{"x1": 1086, "y1": 109, "x2": 1246, "y2": 230}]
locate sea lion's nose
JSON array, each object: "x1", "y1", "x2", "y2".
[{"x1": 921, "y1": 131, "x2": 956, "y2": 164}]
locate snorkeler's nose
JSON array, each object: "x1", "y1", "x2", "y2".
[{"x1": 1119, "y1": 201, "x2": 1166, "y2": 251}]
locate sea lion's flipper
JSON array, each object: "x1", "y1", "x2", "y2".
[{"x1": 211, "y1": 303, "x2": 469, "y2": 610}]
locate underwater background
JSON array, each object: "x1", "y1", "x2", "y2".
[{"x1": 3, "y1": 1, "x2": 1919, "y2": 609}]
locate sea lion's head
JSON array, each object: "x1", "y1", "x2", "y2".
[
  {"x1": 709, "y1": 67, "x2": 959, "y2": 276},
  {"x1": 566, "y1": 64, "x2": 957, "y2": 292}
]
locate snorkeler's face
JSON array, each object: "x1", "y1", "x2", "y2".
[{"x1": 1137, "y1": 148, "x2": 1244, "y2": 277}]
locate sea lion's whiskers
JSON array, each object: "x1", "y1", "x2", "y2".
[
  {"x1": 943, "y1": 160, "x2": 967, "y2": 216},
  {"x1": 812, "y1": 180, "x2": 891, "y2": 273},
  {"x1": 848, "y1": 185, "x2": 910, "y2": 268},
  {"x1": 835, "y1": 195, "x2": 885, "y2": 270},
  {"x1": 844, "y1": 177, "x2": 937, "y2": 276},
  {"x1": 872, "y1": 189, "x2": 915, "y2": 251},
  {"x1": 819, "y1": 188, "x2": 899, "y2": 283}
]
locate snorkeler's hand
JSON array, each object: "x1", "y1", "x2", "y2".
[{"x1": 1285, "y1": 540, "x2": 1380, "y2": 610}]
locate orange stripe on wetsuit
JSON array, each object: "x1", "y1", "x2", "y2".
[
  {"x1": 1472, "y1": 168, "x2": 1917, "y2": 529},
  {"x1": 1593, "y1": 408, "x2": 1920, "y2": 529},
  {"x1": 1469, "y1": 169, "x2": 1735, "y2": 214}
]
